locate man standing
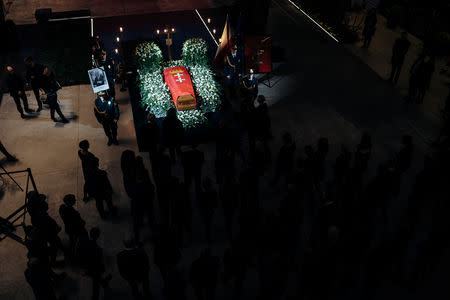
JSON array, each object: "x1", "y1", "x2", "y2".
[
  {"x1": 98, "y1": 50, "x2": 116, "y2": 98},
  {"x1": 241, "y1": 69, "x2": 258, "y2": 100},
  {"x1": 41, "y1": 68, "x2": 69, "y2": 123},
  {"x1": 24, "y1": 258, "x2": 61, "y2": 300},
  {"x1": 6, "y1": 66, "x2": 33, "y2": 118},
  {"x1": 24, "y1": 56, "x2": 45, "y2": 111},
  {"x1": 117, "y1": 236, "x2": 151, "y2": 300},
  {"x1": 389, "y1": 32, "x2": 411, "y2": 84},
  {"x1": 87, "y1": 157, "x2": 116, "y2": 219},
  {"x1": 59, "y1": 194, "x2": 86, "y2": 256},
  {"x1": 94, "y1": 93, "x2": 119, "y2": 146},
  {"x1": 224, "y1": 45, "x2": 242, "y2": 92},
  {"x1": 78, "y1": 140, "x2": 98, "y2": 202}
]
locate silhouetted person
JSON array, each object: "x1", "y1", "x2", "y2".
[
  {"x1": 41, "y1": 67, "x2": 69, "y2": 123},
  {"x1": 162, "y1": 107, "x2": 184, "y2": 162},
  {"x1": 407, "y1": 54, "x2": 425, "y2": 103},
  {"x1": 78, "y1": 227, "x2": 111, "y2": 300},
  {"x1": 153, "y1": 148, "x2": 172, "y2": 225},
  {"x1": 129, "y1": 156, "x2": 155, "y2": 241},
  {"x1": 34, "y1": 202, "x2": 66, "y2": 265},
  {"x1": 250, "y1": 95, "x2": 271, "y2": 159},
  {"x1": 121, "y1": 149, "x2": 137, "y2": 198},
  {"x1": 334, "y1": 144, "x2": 352, "y2": 183},
  {"x1": 78, "y1": 140, "x2": 98, "y2": 202},
  {"x1": 163, "y1": 268, "x2": 187, "y2": 300},
  {"x1": 417, "y1": 55, "x2": 435, "y2": 103},
  {"x1": 117, "y1": 236, "x2": 151, "y2": 299},
  {"x1": 88, "y1": 157, "x2": 116, "y2": 219},
  {"x1": 396, "y1": 135, "x2": 413, "y2": 173},
  {"x1": 198, "y1": 178, "x2": 218, "y2": 242},
  {"x1": 190, "y1": 248, "x2": 220, "y2": 300},
  {"x1": 24, "y1": 258, "x2": 60, "y2": 300},
  {"x1": 24, "y1": 56, "x2": 45, "y2": 111},
  {"x1": 59, "y1": 194, "x2": 86, "y2": 257},
  {"x1": 181, "y1": 144, "x2": 204, "y2": 195},
  {"x1": 6, "y1": 65, "x2": 32, "y2": 118},
  {"x1": 26, "y1": 191, "x2": 47, "y2": 226},
  {"x1": 0, "y1": 140, "x2": 18, "y2": 161},
  {"x1": 362, "y1": 8, "x2": 377, "y2": 48},
  {"x1": 273, "y1": 131, "x2": 296, "y2": 183},
  {"x1": 354, "y1": 132, "x2": 372, "y2": 175},
  {"x1": 140, "y1": 113, "x2": 159, "y2": 165},
  {"x1": 389, "y1": 32, "x2": 411, "y2": 84}
]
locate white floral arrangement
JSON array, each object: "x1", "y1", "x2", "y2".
[{"x1": 135, "y1": 39, "x2": 221, "y2": 128}]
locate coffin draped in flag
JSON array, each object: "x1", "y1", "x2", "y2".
[{"x1": 163, "y1": 66, "x2": 196, "y2": 111}]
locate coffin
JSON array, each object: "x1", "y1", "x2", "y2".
[{"x1": 163, "y1": 66, "x2": 197, "y2": 111}]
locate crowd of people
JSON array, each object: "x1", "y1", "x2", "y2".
[{"x1": 3, "y1": 22, "x2": 447, "y2": 300}]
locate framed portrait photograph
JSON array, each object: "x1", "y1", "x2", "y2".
[{"x1": 88, "y1": 67, "x2": 109, "y2": 93}]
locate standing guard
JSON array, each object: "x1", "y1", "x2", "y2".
[
  {"x1": 224, "y1": 45, "x2": 242, "y2": 92},
  {"x1": 241, "y1": 69, "x2": 258, "y2": 100}
]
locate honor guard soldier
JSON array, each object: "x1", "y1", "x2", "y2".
[
  {"x1": 242, "y1": 69, "x2": 258, "y2": 100},
  {"x1": 24, "y1": 57, "x2": 45, "y2": 111},
  {"x1": 94, "y1": 92, "x2": 120, "y2": 146},
  {"x1": 224, "y1": 45, "x2": 242, "y2": 90},
  {"x1": 41, "y1": 68, "x2": 69, "y2": 123},
  {"x1": 98, "y1": 50, "x2": 116, "y2": 98}
]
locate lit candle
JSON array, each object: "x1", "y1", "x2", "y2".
[
  {"x1": 213, "y1": 29, "x2": 216, "y2": 34},
  {"x1": 207, "y1": 18, "x2": 211, "y2": 23},
  {"x1": 114, "y1": 49, "x2": 118, "y2": 54},
  {"x1": 116, "y1": 37, "x2": 120, "y2": 42},
  {"x1": 171, "y1": 28, "x2": 175, "y2": 32},
  {"x1": 119, "y1": 27, "x2": 123, "y2": 32},
  {"x1": 156, "y1": 29, "x2": 160, "y2": 34}
]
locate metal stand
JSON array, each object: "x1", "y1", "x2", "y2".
[
  {"x1": 0, "y1": 167, "x2": 38, "y2": 245},
  {"x1": 260, "y1": 71, "x2": 273, "y2": 88}
]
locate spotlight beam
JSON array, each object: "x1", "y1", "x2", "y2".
[{"x1": 195, "y1": 9, "x2": 219, "y2": 46}]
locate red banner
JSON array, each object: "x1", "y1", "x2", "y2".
[{"x1": 163, "y1": 66, "x2": 196, "y2": 111}]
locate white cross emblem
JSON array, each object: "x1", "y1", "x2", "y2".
[{"x1": 174, "y1": 72, "x2": 185, "y2": 83}]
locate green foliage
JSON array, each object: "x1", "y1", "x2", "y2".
[
  {"x1": 134, "y1": 39, "x2": 221, "y2": 128},
  {"x1": 182, "y1": 38, "x2": 209, "y2": 66}
]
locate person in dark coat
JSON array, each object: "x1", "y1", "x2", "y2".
[
  {"x1": 273, "y1": 131, "x2": 296, "y2": 183},
  {"x1": 24, "y1": 56, "x2": 45, "y2": 111},
  {"x1": 362, "y1": 8, "x2": 377, "y2": 48},
  {"x1": 117, "y1": 236, "x2": 151, "y2": 300},
  {"x1": 121, "y1": 149, "x2": 137, "y2": 202},
  {"x1": 389, "y1": 32, "x2": 411, "y2": 84},
  {"x1": 59, "y1": 194, "x2": 86, "y2": 256},
  {"x1": 181, "y1": 144, "x2": 204, "y2": 196},
  {"x1": 128, "y1": 156, "x2": 155, "y2": 242},
  {"x1": 41, "y1": 67, "x2": 69, "y2": 123},
  {"x1": 198, "y1": 178, "x2": 218, "y2": 242},
  {"x1": 162, "y1": 107, "x2": 184, "y2": 162},
  {"x1": 94, "y1": 93, "x2": 120, "y2": 145},
  {"x1": 6, "y1": 65, "x2": 32, "y2": 118},
  {"x1": 190, "y1": 248, "x2": 220, "y2": 300},
  {"x1": 34, "y1": 202, "x2": 66, "y2": 265},
  {"x1": 78, "y1": 140, "x2": 98, "y2": 202},
  {"x1": 78, "y1": 227, "x2": 111, "y2": 300},
  {"x1": 140, "y1": 113, "x2": 159, "y2": 165},
  {"x1": 98, "y1": 50, "x2": 116, "y2": 98},
  {"x1": 407, "y1": 54, "x2": 425, "y2": 103},
  {"x1": 87, "y1": 157, "x2": 116, "y2": 218},
  {"x1": 24, "y1": 258, "x2": 60, "y2": 300},
  {"x1": 417, "y1": 55, "x2": 435, "y2": 103},
  {"x1": 396, "y1": 135, "x2": 413, "y2": 173}
]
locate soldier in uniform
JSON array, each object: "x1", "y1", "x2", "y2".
[
  {"x1": 98, "y1": 50, "x2": 116, "y2": 98},
  {"x1": 94, "y1": 92, "x2": 120, "y2": 145},
  {"x1": 6, "y1": 65, "x2": 33, "y2": 118},
  {"x1": 241, "y1": 69, "x2": 258, "y2": 100},
  {"x1": 24, "y1": 56, "x2": 45, "y2": 111},
  {"x1": 224, "y1": 45, "x2": 242, "y2": 92}
]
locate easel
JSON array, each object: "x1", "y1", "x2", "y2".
[{"x1": 0, "y1": 166, "x2": 38, "y2": 245}]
